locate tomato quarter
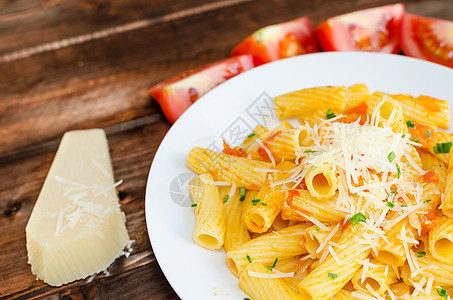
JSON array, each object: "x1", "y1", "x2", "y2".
[
  {"x1": 231, "y1": 17, "x2": 319, "y2": 65},
  {"x1": 400, "y1": 13, "x2": 453, "y2": 68},
  {"x1": 149, "y1": 55, "x2": 256, "y2": 123},
  {"x1": 315, "y1": 3, "x2": 404, "y2": 53}
]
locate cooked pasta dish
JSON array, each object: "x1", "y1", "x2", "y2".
[{"x1": 185, "y1": 84, "x2": 453, "y2": 300}]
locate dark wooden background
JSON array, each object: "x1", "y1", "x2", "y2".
[{"x1": 0, "y1": 0, "x2": 452, "y2": 299}]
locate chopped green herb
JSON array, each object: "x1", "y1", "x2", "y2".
[
  {"x1": 425, "y1": 130, "x2": 431, "y2": 138},
  {"x1": 267, "y1": 258, "x2": 279, "y2": 270},
  {"x1": 387, "y1": 201, "x2": 395, "y2": 208},
  {"x1": 248, "y1": 133, "x2": 256, "y2": 138},
  {"x1": 304, "y1": 150, "x2": 316, "y2": 153},
  {"x1": 396, "y1": 163, "x2": 401, "y2": 179},
  {"x1": 388, "y1": 151, "x2": 396, "y2": 163},
  {"x1": 424, "y1": 199, "x2": 432, "y2": 203},
  {"x1": 315, "y1": 228, "x2": 320, "y2": 232},
  {"x1": 412, "y1": 137, "x2": 419, "y2": 143},
  {"x1": 406, "y1": 120, "x2": 415, "y2": 128},
  {"x1": 401, "y1": 204, "x2": 408, "y2": 207},
  {"x1": 417, "y1": 251, "x2": 426, "y2": 257},
  {"x1": 239, "y1": 187, "x2": 246, "y2": 201},
  {"x1": 326, "y1": 108, "x2": 336, "y2": 119},
  {"x1": 434, "y1": 142, "x2": 453, "y2": 154},
  {"x1": 191, "y1": 203, "x2": 197, "y2": 207},
  {"x1": 251, "y1": 198, "x2": 261, "y2": 205},
  {"x1": 436, "y1": 287, "x2": 448, "y2": 299},
  {"x1": 244, "y1": 298, "x2": 251, "y2": 300},
  {"x1": 261, "y1": 202, "x2": 268, "y2": 206},
  {"x1": 223, "y1": 195, "x2": 229, "y2": 203},
  {"x1": 328, "y1": 273, "x2": 338, "y2": 280},
  {"x1": 402, "y1": 134, "x2": 406, "y2": 138},
  {"x1": 246, "y1": 255, "x2": 252, "y2": 263},
  {"x1": 349, "y1": 212, "x2": 367, "y2": 226}
]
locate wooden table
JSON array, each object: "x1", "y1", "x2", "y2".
[{"x1": 0, "y1": 0, "x2": 452, "y2": 299}]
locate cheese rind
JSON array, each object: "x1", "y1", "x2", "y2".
[{"x1": 26, "y1": 129, "x2": 130, "y2": 286}]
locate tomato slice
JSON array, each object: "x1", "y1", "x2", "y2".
[
  {"x1": 400, "y1": 13, "x2": 453, "y2": 68},
  {"x1": 149, "y1": 55, "x2": 256, "y2": 123},
  {"x1": 231, "y1": 17, "x2": 319, "y2": 65},
  {"x1": 315, "y1": 3, "x2": 404, "y2": 53}
]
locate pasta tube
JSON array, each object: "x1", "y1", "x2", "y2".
[
  {"x1": 368, "y1": 94, "x2": 408, "y2": 134},
  {"x1": 305, "y1": 164, "x2": 338, "y2": 200},
  {"x1": 265, "y1": 125, "x2": 314, "y2": 161},
  {"x1": 239, "y1": 262, "x2": 304, "y2": 300},
  {"x1": 298, "y1": 225, "x2": 372, "y2": 300},
  {"x1": 442, "y1": 154, "x2": 453, "y2": 218},
  {"x1": 226, "y1": 224, "x2": 309, "y2": 278},
  {"x1": 282, "y1": 190, "x2": 346, "y2": 224},
  {"x1": 189, "y1": 174, "x2": 225, "y2": 250},
  {"x1": 418, "y1": 150, "x2": 446, "y2": 171},
  {"x1": 345, "y1": 83, "x2": 370, "y2": 110},
  {"x1": 370, "y1": 91, "x2": 451, "y2": 128},
  {"x1": 187, "y1": 147, "x2": 270, "y2": 189},
  {"x1": 244, "y1": 161, "x2": 296, "y2": 233},
  {"x1": 219, "y1": 186, "x2": 250, "y2": 252},
  {"x1": 429, "y1": 217, "x2": 453, "y2": 264},
  {"x1": 351, "y1": 259, "x2": 397, "y2": 296},
  {"x1": 304, "y1": 225, "x2": 342, "y2": 259},
  {"x1": 275, "y1": 86, "x2": 348, "y2": 119},
  {"x1": 243, "y1": 121, "x2": 293, "y2": 160},
  {"x1": 401, "y1": 255, "x2": 453, "y2": 287}
]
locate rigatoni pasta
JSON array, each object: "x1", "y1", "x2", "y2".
[{"x1": 184, "y1": 83, "x2": 453, "y2": 300}]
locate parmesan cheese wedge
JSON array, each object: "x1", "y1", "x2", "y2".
[{"x1": 26, "y1": 129, "x2": 130, "y2": 286}]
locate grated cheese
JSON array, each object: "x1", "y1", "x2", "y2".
[{"x1": 316, "y1": 223, "x2": 340, "y2": 254}]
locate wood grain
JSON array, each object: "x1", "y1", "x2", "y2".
[{"x1": 1, "y1": 0, "x2": 452, "y2": 299}]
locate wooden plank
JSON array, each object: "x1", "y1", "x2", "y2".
[
  {"x1": 0, "y1": 0, "x2": 219, "y2": 54},
  {"x1": 0, "y1": 119, "x2": 172, "y2": 298}
]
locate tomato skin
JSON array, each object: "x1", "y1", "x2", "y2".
[
  {"x1": 315, "y1": 3, "x2": 404, "y2": 53},
  {"x1": 231, "y1": 17, "x2": 319, "y2": 65},
  {"x1": 400, "y1": 13, "x2": 453, "y2": 68},
  {"x1": 149, "y1": 55, "x2": 256, "y2": 123}
]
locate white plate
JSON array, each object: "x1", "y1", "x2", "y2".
[{"x1": 145, "y1": 52, "x2": 453, "y2": 299}]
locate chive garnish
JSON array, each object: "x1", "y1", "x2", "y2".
[
  {"x1": 328, "y1": 273, "x2": 338, "y2": 280},
  {"x1": 239, "y1": 187, "x2": 246, "y2": 201},
  {"x1": 436, "y1": 288, "x2": 448, "y2": 299},
  {"x1": 388, "y1": 151, "x2": 396, "y2": 163},
  {"x1": 246, "y1": 255, "x2": 252, "y2": 263},
  {"x1": 424, "y1": 199, "x2": 432, "y2": 203},
  {"x1": 326, "y1": 108, "x2": 336, "y2": 119},
  {"x1": 304, "y1": 150, "x2": 316, "y2": 153},
  {"x1": 387, "y1": 201, "x2": 394, "y2": 208},
  {"x1": 248, "y1": 133, "x2": 256, "y2": 138},
  {"x1": 223, "y1": 195, "x2": 229, "y2": 203},
  {"x1": 434, "y1": 142, "x2": 453, "y2": 154},
  {"x1": 425, "y1": 130, "x2": 431, "y2": 138},
  {"x1": 267, "y1": 258, "x2": 279, "y2": 270},
  {"x1": 191, "y1": 203, "x2": 197, "y2": 207},
  {"x1": 261, "y1": 202, "x2": 268, "y2": 206},
  {"x1": 406, "y1": 120, "x2": 415, "y2": 128},
  {"x1": 417, "y1": 251, "x2": 426, "y2": 257},
  {"x1": 251, "y1": 198, "x2": 261, "y2": 205},
  {"x1": 315, "y1": 228, "x2": 320, "y2": 232},
  {"x1": 396, "y1": 163, "x2": 401, "y2": 178},
  {"x1": 412, "y1": 137, "x2": 419, "y2": 143},
  {"x1": 349, "y1": 212, "x2": 367, "y2": 226}
]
